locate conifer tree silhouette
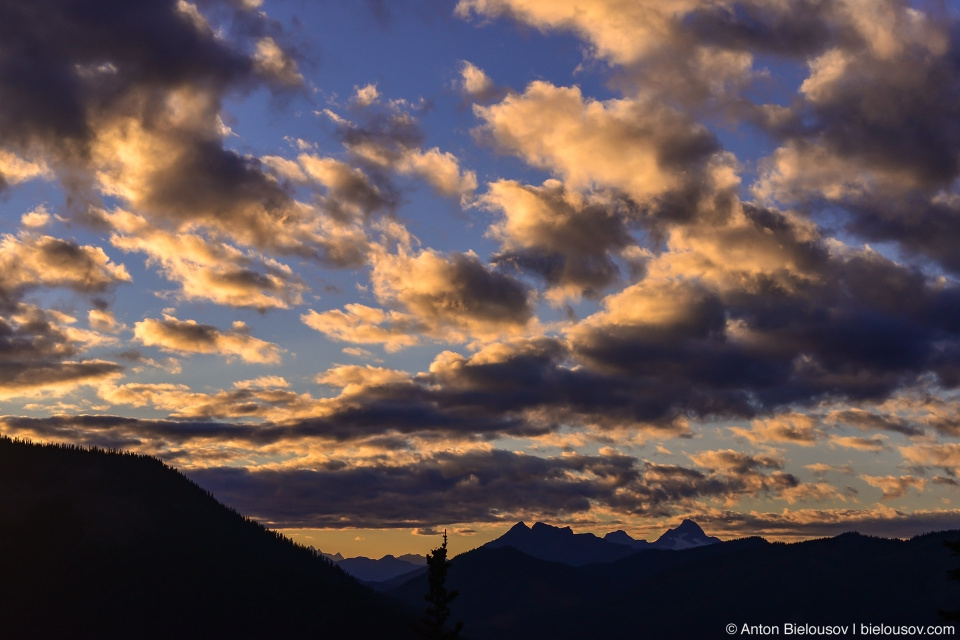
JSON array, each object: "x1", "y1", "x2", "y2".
[{"x1": 415, "y1": 530, "x2": 463, "y2": 639}]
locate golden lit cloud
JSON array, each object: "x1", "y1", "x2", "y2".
[
  {"x1": 475, "y1": 82, "x2": 702, "y2": 201},
  {"x1": 860, "y1": 474, "x2": 926, "y2": 500},
  {"x1": 134, "y1": 315, "x2": 283, "y2": 364}
]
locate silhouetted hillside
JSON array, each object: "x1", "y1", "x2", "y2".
[
  {"x1": 391, "y1": 529, "x2": 960, "y2": 639},
  {"x1": 0, "y1": 436, "x2": 416, "y2": 639}
]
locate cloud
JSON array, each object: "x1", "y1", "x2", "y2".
[
  {"x1": 252, "y1": 36, "x2": 303, "y2": 87},
  {"x1": 481, "y1": 179, "x2": 634, "y2": 301},
  {"x1": 0, "y1": 0, "x2": 338, "y2": 290},
  {"x1": 352, "y1": 83, "x2": 380, "y2": 107},
  {"x1": 0, "y1": 150, "x2": 52, "y2": 188},
  {"x1": 184, "y1": 447, "x2": 820, "y2": 528},
  {"x1": 823, "y1": 407, "x2": 924, "y2": 437},
  {"x1": 805, "y1": 463, "x2": 854, "y2": 476},
  {"x1": 296, "y1": 155, "x2": 394, "y2": 220},
  {"x1": 134, "y1": 315, "x2": 282, "y2": 364},
  {"x1": 730, "y1": 413, "x2": 821, "y2": 446},
  {"x1": 458, "y1": 61, "x2": 505, "y2": 103},
  {"x1": 328, "y1": 102, "x2": 478, "y2": 201},
  {"x1": 900, "y1": 443, "x2": 960, "y2": 473},
  {"x1": 19, "y1": 205, "x2": 53, "y2": 229},
  {"x1": 829, "y1": 435, "x2": 888, "y2": 452},
  {"x1": 0, "y1": 229, "x2": 130, "y2": 399},
  {"x1": 694, "y1": 504, "x2": 960, "y2": 540},
  {"x1": 88, "y1": 310, "x2": 125, "y2": 334},
  {"x1": 302, "y1": 304, "x2": 426, "y2": 353},
  {"x1": 316, "y1": 365, "x2": 410, "y2": 395},
  {"x1": 370, "y1": 249, "x2": 533, "y2": 338},
  {"x1": 455, "y1": 0, "x2": 694, "y2": 66},
  {"x1": 305, "y1": 246, "x2": 535, "y2": 349},
  {"x1": 0, "y1": 230, "x2": 131, "y2": 302},
  {"x1": 750, "y1": 3, "x2": 960, "y2": 274},
  {"x1": 860, "y1": 474, "x2": 926, "y2": 501},
  {"x1": 474, "y1": 82, "x2": 722, "y2": 209},
  {"x1": 106, "y1": 209, "x2": 309, "y2": 310},
  {"x1": 97, "y1": 379, "x2": 314, "y2": 420},
  {"x1": 0, "y1": 304, "x2": 124, "y2": 399}
]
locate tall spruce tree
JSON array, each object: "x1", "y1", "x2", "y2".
[{"x1": 416, "y1": 530, "x2": 463, "y2": 640}]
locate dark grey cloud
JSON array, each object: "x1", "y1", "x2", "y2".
[
  {"x1": 681, "y1": 2, "x2": 839, "y2": 57},
  {"x1": 0, "y1": 0, "x2": 250, "y2": 156},
  {"x1": 752, "y1": 16, "x2": 960, "y2": 276},
  {"x1": 484, "y1": 181, "x2": 635, "y2": 298},
  {"x1": 0, "y1": 360, "x2": 123, "y2": 394},
  {"x1": 436, "y1": 252, "x2": 532, "y2": 324},
  {"x1": 185, "y1": 449, "x2": 803, "y2": 528},
  {"x1": 826, "y1": 409, "x2": 925, "y2": 438},
  {"x1": 0, "y1": 304, "x2": 124, "y2": 395}
]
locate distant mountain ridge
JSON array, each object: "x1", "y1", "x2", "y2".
[
  {"x1": 310, "y1": 547, "x2": 426, "y2": 582},
  {"x1": 390, "y1": 529, "x2": 960, "y2": 639},
  {"x1": 483, "y1": 518, "x2": 720, "y2": 565}
]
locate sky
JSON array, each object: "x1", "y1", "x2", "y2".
[{"x1": 2, "y1": 0, "x2": 960, "y2": 559}]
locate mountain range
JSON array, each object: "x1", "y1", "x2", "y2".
[
  {"x1": 482, "y1": 518, "x2": 720, "y2": 566},
  {"x1": 317, "y1": 551, "x2": 427, "y2": 583},
  {"x1": 389, "y1": 529, "x2": 960, "y2": 639}
]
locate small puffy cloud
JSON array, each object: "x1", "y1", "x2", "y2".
[
  {"x1": 234, "y1": 376, "x2": 289, "y2": 389},
  {"x1": 860, "y1": 474, "x2": 926, "y2": 501},
  {"x1": 687, "y1": 449, "x2": 783, "y2": 475},
  {"x1": 315, "y1": 364, "x2": 410, "y2": 395},
  {"x1": 0, "y1": 230, "x2": 131, "y2": 299},
  {"x1": 134, "y1": 315, "x2": 283, "y2": 364},
  {"x1": 302, "y1": 304, "x2": 425, "y2": 353},
  {"x1": 88, "y1": 310, "x2": 125, "y2": 334},
  {"x1": 829, "y1": 435, "x2": 887, "y2": 452},
  {"x1": 20, "y1": 205, "x2": 52, "y2": 229},
  {"x1": 352, "y1": 83, "x2": 380, "y2": 107},
  {"x1": 348, "y1": 140, "x2": 477, "y2": 201},
  {"x1": 342, "y1": 347, "x2": 375, "y2": 359},
  {"x1": 900, "y1": 443, "x2": 960, "y2": 472},
  {"x1": 297, "y1": 154, "x2": 393, "y2": 219},
  {"x1": 394, "y1": 147, "x2": 478, "y2": 202},
  {"x1": 805, "y1": 463, "x2": 854, "y2": 476},
  {"x1": 0, "y1": 149, "x2": 52, "y2": 186},
  {"x1": 459, "y1": 61, "x2": 504, "y2": 103},
  {"x1": 253, "y1": 37, "x2": 303, "y2": 87},
  {"x1": 730, "y1": 413, "x2": 820, "y2": 446}
]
